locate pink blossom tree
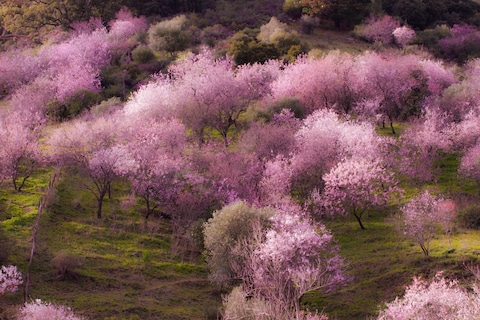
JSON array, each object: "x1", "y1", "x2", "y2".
[
  {"x1": 123, "y1": 74, "x2": 178, "y2": 120},
  {"x1": 18, "y1": 299, "x2": 84, "y2": 320},
  {"x1": 172, "y1": 50, "x2": 280, "y2": 146},
  {"x1": 123, "y1": 118, "x2": 187, "y2": 219},
  {"x1": 0, "y1": 265, "x2": 23, "y2": 296},
  {"x1": 393, "y1": 26, "x2": 416, "y2": 48},
  {"x1": 377, "y1": 273, "x2": 480, "y2": 320},
  {"x1": 438, "y1": 24, "x2": 480, "y2": 63},
  {"x1": 290, "y1": 109, "x2": 388, "y2": 200},
  {"x1": 231, "y1": 205, "x2": 347, "y2": 319},
  {"x1": 399, "y1": 190, "x2": 454, "y2": 257},
  {"x1": 0, "y1": 111, "x2": 41, "y2": 191},
  {"x1": 189, "y1": 143, "x2": 264, "y2": 204},
  {"x1": 418, "y1": 59, "x2": 457, "y2": 96},
  {"x1": 361, "y1": 15, "x2": 400, "y2": 45},
  {"x1": 108, "y1": 8, "x2": 148, "y2": 43},
  {"x1": 259, "y1": 155, "x2": 294, "y2": 206},
  {"x1": 48, "y1": 117, "x2": 134, "y2": 219},
  {"x1": 459, "y1": 141, "x2": 480, "y2": 188},
  {"x1": 357, "y1": 52, "x2": 426, "y2": 134},
  {"x1": 270, "y1": 51, "x2": 362, "y2": 115},
  {"x1": 237, "y1": 109, "x2": 300, "y2": 162},
  {"x1": 395, "y1": 109, "x2": 453, "y2": 183},
  {"x1": 439, "y1": 60, "x2": 480, "y2": 121},
  {"x1": 313, "y1": 158, "x2": 400, "y2": 229}
]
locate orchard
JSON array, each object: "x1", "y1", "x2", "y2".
[{"x1": 1, "y1": 2, "x2": 480, "y2": 319}]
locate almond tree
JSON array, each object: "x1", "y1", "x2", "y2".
[
  {"x1": 400, "y1": 190, "x2": 454, "y2": 257},
  {"x1": 377, "y1": 273, "x2": 480, "y2": 320},
  {"x1": 189, "y1": 143, "x2": 264, "y2": 204},
  {"x1": 393, "y1": 26, "x2": 416, "y2": 48},
  {"x1": 229, "y1": 204, "x2": 347, "y2": 319},
  {"x1": 48, "y1": 117, "x2": 134, "y2": 219},
  {"x1": 395, "y1": 109, "x2": 452, "y2": 183},
  {"x1": 18, "y1": 299, "x2": 84, "y2": 320},
  {"x1": 0, "y1": 111, "x2": 41, "y2": 191},
  {"x1": 124, "y1": 118, "x2": 187, "y2": 219},
  {"x1": 313, "y1": 158, "x2": 400, "y2": 229},
  {"x1": 358, "y1": 52, "x2": 426, "y2": 134},
  {"x1": 172, "y1": 50, "x2": 280, "y2": 146},
  {"x1": 459, "y1": 141, "x2": 480, "y2": 189},
  {"x1": 271, "y1": 52, "x2": 361, "y2": 115},
  {"x1": 237, "y1": 109, "x2": 300, "y2": 162},
  {"x1": 361, "y1": 15, "x2": 400, "y2": 45},
  {"x1": 0, "y1": 265, "x2": 23, "y2": 296},
  {"x1": 290, "y1": 109, "x2": 387, "y2": 200}
]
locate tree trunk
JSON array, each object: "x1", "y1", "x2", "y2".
[
  {"x1": 353, "y1": 210, "x2": 366, "y2": 230},
  {"x1": 389, "y1": 116, "x2": 396, "y2": 135},
  {"x1": 97, "y1": 191, "x2": 106, "y2": 219}
]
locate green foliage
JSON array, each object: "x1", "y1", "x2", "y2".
[
  {"x1": 46, "y1": 90, "x2": 102, "y2": 122},
  {"x1": 256, "y1": 97, "x2": 305, "y2": 122},
  {"x1": 283, "y1": 0, "x2": 303, "y2": 19},
  {"x1": 230, "y1": 39, "x2": 280, "y2": 65},
  {"x1": 414, "y1": 25, "x2": 452, "y2": 54},
  {"x1": 457, "y1": 205, "x2": 480, "y2": 229},
  {"x1": 148, "y1": 15, "x2": 192, "y2": 53},
  {"x1": 296, "y1": 0, "x2": 371, "y2": 29},
  {"x1": 211, "y1": 0, "x2": 284, "y2": 30},
  {"x1": 382, "y1": 0, "x2": 480, "y2": 29},
  {"x1": 131, "y1": 45, "x2": 156, "y2": 64},
  {"x1": 203, "y1": 201, "x2": 273, "y2": 287}
]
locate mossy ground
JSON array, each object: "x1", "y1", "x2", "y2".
[{"x1": 0, "y1": 167, "x2": 222, "y2": 320}]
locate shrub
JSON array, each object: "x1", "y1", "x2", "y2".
[
  {"x1": 263, "y1": 97, "x2": 305, "y2": 121},
  {"x1": 201, "y1": 24, "x2": 230, "y2": 47},
  {"x1": 46, "y1": 90, "x2": 102, "y2": 121},
  {"x1": 230, "y1": 38, "x2": 280, "y2": 65},
  {"x1": 257, "y1": 17, "x2": 302, "y2": 55},
  {"x1": 203, "y1": 201, "x2": 273, "y2": 287},
  {"x1": 148, "y1": 15, "x2": 192, "y2": 53},
  {"x1": 131, "y1": 45, "x2": 156, "y2": 64},
  {"x1": 457, "y1": 205, "x2": 480, "y2": 229},
  {"x1": 51, "y1": 251, "x2": 83, "y2": 280}
]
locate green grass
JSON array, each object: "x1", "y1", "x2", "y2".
[
  {"x1": 3, "y1": 147, "x2": 480, "y2": 320},
  {"x1": 298, "y1": 27, "x2": 374, "y2": 55},
  {"x1": 302, "y1": 210, "x2": 480, "y2": 319},
  {"x1": 300, "y1": 144, "x2": 480, "y2": 319},
  {"x1": 1, "y1": 168, "x2": 222, "y2": 320}
]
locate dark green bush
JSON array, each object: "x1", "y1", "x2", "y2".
[
  {"x1": 270, "y1": 97, "x2": 305, "y2": 119},
  {"x1": 46, "y1": 90, "x2": 102, "y2": 122},
  {"x1": 131, "y1": 45, "x2": 156, "y2": 64},
  {"x1": 457, "y1": 205, "x2": 480, "y2": 229}
]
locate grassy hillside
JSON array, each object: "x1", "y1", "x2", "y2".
[
  {"x1": 1, "y1": 135, "x2": 479, "y2": 319},
  {"x1": 0, "y1": 168, "x2": 223, "y2": 320},
  {"x1": 1, "y1": 9, "x2": 480, "y2": 319}
]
